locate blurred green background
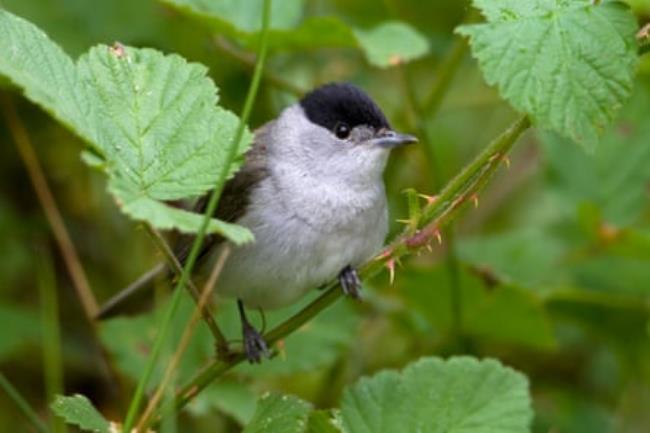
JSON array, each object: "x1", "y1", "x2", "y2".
[{"x1": 1, "y1": 0, "x2": 649, "y2": 432}]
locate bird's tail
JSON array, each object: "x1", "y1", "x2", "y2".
[{"x1": 95, "y1": 263, "x2": 168, "y2": 320}]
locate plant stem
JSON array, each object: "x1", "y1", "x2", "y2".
[
  {"x1": 1, "y1": 94, "x2": 122, "y2": 397},
  {"x1": 159, "y1": 115, "x2": 531, "y2": 419},
  {"x1": 121, "y1": 1, "x2": 272, "y2": 430},
  {"x1": 136, "y1": 246, "x2": 231, "y2": 431},
  {"x1": 143, "y1": 224, "x2": 229, "y2": 355},
  {"x1": 0, "y1": 372, "x2": 50, "y2": 433},
  {"x1": 214, "y1": 36, "x2": 306, "y2": 97},
  {"x1": 38, "y1": 252, "x2": 67, "y2": 433},
  {"x1": 0, "y1": 95, "x2": 99, "y2": 321},
  {"x1": 402, "y1": 9, "x2": 478, "y2": 350}
]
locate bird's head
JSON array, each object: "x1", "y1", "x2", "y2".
[{"x1": 270, "y1": 82, "x2": 417, "y2": 186}]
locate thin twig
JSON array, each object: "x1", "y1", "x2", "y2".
[
  {"x1": 0, "y1": 372, "x2": 50, "y2": 433},
  {"x1": 143, "y1": 224, "x2": 229, "y2": 355},
  {"x1": 120, "y1": 1, "x2": 273, "y2": 430},
  {"x1": 420, "y1": 8, "x2": 480, "y2": 118},
  {"x1": 213, "y1": 36, "x2": 306, "y2": 97},
  {"x1": 1, "y1": 95, "x2": 99, "y2": 320},
  {"x1": 1, "y1": 95, "x2": 123, "y2": 396},
  {"x1": 135, "y1": 246, "x2": 231, "y2": 432}
]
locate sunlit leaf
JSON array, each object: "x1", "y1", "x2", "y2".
[
  {"x1": 51, "y1": 394, "x2": 110, "y2": 433},
  {"x1": 160, "y1": 0, "x2": 429, "y2": 68},
  {"x1": 0, "y1": 10, "x2": 253, "y2": 241},
  {"x1": 339, "y1": 357, "x2": 533, "y2": 433},
  {"x1": 458, "y1": 0, "x2": 638, "y2": 149},
  {"x1": 243, "y1": 393, "x2": 312, "y2": 433}
]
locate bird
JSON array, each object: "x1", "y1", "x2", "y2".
[{"x1": 97, "y1": 82, "x2": 417, "y2": 362}]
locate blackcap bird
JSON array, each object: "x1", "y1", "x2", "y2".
[{"x1": 97, "y1": 82, "x2": 417, "y2": 362}]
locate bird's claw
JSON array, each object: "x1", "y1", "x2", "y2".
[
  {"x1": 339, "y1": 265, "x2": 362, "y2": 300},
  {"x1": 242, "y1": 322, "x2": 269, "y2": 364}
]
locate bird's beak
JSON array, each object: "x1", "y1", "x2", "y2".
[{"x1": 371, "y1": 130, "x2": 418, "y2": 149}]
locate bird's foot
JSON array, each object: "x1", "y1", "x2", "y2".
[
  {"x1": 242, "y1": 321, "x2": 269, "y2": 363},
  {"x1": 339, "y1": 265, "x2": 362, "y2": 299}
]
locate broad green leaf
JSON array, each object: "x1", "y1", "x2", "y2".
[
  {"x1": 540, "y1": 81, "x2": 650, "y2": 226},
  {"x1": 339, "y1": 357, "x2": 533, "y2": 433},
  {"x1": 0, "y1": 10, "x2": 253, "y2": 241},
  {"x1": 0, "y1": 10, "x2": 94, "y2": 143},
  {"x1": 189, "y1": 380, "x2": 258, "y2": 425},
  {"x1": 77, "y1": 44, "x2": 253, "y2": 239},
  {"x1": 243, "y1": 393, "x2": 312, "y2": 433},
  {"x1": 457, "y1": 227, "x2": 568, "y2": 290},
  {"x1": 308, "y1": 411, "x2": 342, "y2": 433},
  {"x1": 160, "y1": 0, "x2": 429, "y2": 68},
  {"x1": 458, "y1": 0, "x2": 638, "y2": 149},
  {"x1": 401, "y1": 264, "x2": 556, "y2": 349},
  {"x1": 163, "y1": 0, "x2": 304, "y2": 33},
  {"x1": 51, "y1": 394, "x2": 110, "y2": 433},
  {"x1": 354, "y1": 22, "x2": 429, "y2": 68}
]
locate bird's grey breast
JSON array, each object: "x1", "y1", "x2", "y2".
[{"x1": 214, "y1": 134, "x2": 388, "y2": 309}]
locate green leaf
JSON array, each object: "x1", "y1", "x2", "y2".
[
  {"x1": 401, "y1": 264, "x2": 557, "y2": 350},
  {"x1": 51, "y1": 394, "x2": 110, "y2": 433},
  {"x1": 160, "y1": 0, "x2": 429, "y2": 68},
  {"x1": 243, "y1": 393, "x2": 313, "y2": 433},
  {"x1": 0, "y1": 10, "x2": 93, "y2": 142},
  {"x1": 307, "y1": 411, "x2": 342, "y2": 433},
  {"x1": 540, "y1": 81, "x2": 650, "y2": 226},
  {"x1": 354, "y1": 22, "x2": 429, "y2": 67},
  {"x1": 189, "y1": 380, "x2": 258, "y2": 425},
  {"x1": 458, "y1": 0, "x2": 638, "y2": 149},
  {"x1": 163, "y1": 0, "x2": 304, "y2": 33},
  {"x1": 339, "y1": 357, "x2": 533, "y2": 433},
  {"x1": 0, "y1": 10, "x2": 253, "y2": 241}
]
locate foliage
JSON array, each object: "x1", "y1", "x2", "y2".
[
  {"x1": 160, "y1": 0, "x2": 430, "y2": 67},
  {"x1": 51, "y1": 395, "x2": 110, "y2": 433},
  {"x1": 458, "y1": 0, "x2": 638, "y2": 149},
  {"x1": 0, "y1": 10, "x2": 253, "y2": 240},
  {"x1": 0, "y1": 0, "x2": 648, "y2": 432}
]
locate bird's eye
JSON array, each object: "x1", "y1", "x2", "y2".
[{"x1": 334, "y1": 122, "x2": 351, "y2": 139}]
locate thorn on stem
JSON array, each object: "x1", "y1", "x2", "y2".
[
  {"x1": 386, "y1": 259, "x2": 396, "y2": 285},
  {"x1": 470, "y1": 193, "x2": 479, "y2": 208},
  {"x1": 503, "y1": 155, "x2": 511, "y2": 169},
  {"x1": 375, "y1": 248, "x2": 393, "y2": 261},
  {"x1": 419, "y1": 193, "x2": 439, "y2": 205},
  {"x1": 434, "y1": 229, "x2": 443, "y2": 245}
]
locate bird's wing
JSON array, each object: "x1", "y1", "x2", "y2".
[{"x1": 173, "y1": 123, "x2": 271, "y2": 264}]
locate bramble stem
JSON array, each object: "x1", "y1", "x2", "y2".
[{"x1": 120, "y1": 1, "x2": 272, "y2": 431}]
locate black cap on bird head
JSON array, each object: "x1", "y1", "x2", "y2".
[{"x1": 299, "y1": 82, "x2": 390, "y2": 132}]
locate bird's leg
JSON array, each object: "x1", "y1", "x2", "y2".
[
  {"x1": 237, "y1": 299, "x2": 269, "y2": 363},
  {"x1": 339, "y1": 265, "x2": 362, "y2": 299}
]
